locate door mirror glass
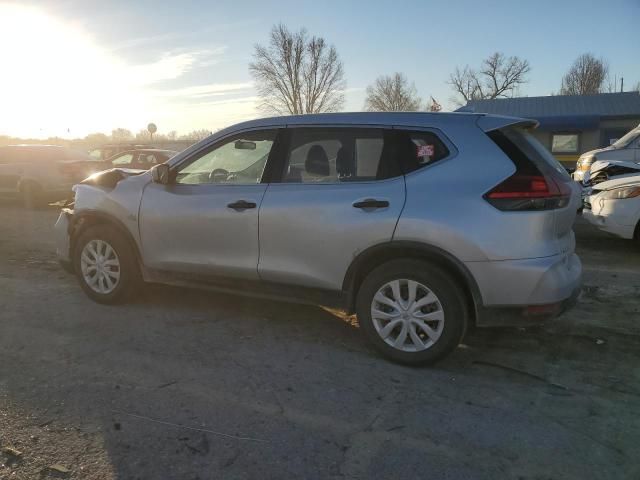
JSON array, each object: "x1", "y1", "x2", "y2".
[{"x1": 151, "y1": 163, "x2": 171, "y2": 185}]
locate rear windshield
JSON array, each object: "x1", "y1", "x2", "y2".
[{"x1": 488, "y1": 128, "x2": 570, "y2": 179}]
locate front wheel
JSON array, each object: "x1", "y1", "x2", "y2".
[
  {"x1": 356, "y1": 260, "x2": 468, "y2": 365},
  {"x1": 73, "y1": 225, "x2": 140, "y2": 304}
]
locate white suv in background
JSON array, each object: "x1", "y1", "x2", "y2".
[{"x1": 574, "y1": 124, "x2": 640, "y2": 184}]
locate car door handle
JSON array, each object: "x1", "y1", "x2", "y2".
[
  {"x1": 352, "y1": 199, "x2": 390, "y2": 209},
  {"x1": 227, "y1": 200, "x2": 257, "y2": 210}
]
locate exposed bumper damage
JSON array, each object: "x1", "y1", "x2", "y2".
[{"x1": 79, "y1": 168, "x2": 146, "y2": 189}]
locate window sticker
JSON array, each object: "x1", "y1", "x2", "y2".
[{"x1": 417, "y1": 144, "x2": 434, "y2": 158}]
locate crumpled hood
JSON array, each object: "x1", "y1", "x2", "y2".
[
  {"x1": 591, "y1": 173, "x2": 640, "y2": 191},
  {"x1": 78, "y1": 168, "x2": 146, "y2": 189},
  {"x1": 590, "y1": 159, "x2": 640, "y2": 174}
]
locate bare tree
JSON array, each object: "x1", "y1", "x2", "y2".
[
  {"x1": 179, "y1": 129, "x2": 211, "y2": 142},
  {"x1": 250, "y1": 24, "x2": 345, "y2": 115},
  {"x1": 364, "y1": 73, "x2": 422, "y2": 111},
  {"x1": 111, "y1": 128, "x2": 133, "y2": 142},
  {"x1": 561, "y1": 54, "x2": 609, "y2": 95},
  {"x1": 136, "y1": 129, "x2": 151, "y2": 141},
  {"x1": 448, "y1": 52, "x2": 531, "y2": 105}
]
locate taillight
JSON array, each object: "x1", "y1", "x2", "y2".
[{"x1": 485, "y1": 171, "x2": 571, "y2": 211}]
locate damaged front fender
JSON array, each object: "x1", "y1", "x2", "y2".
[
  {"x1": 79, "y1": 168, "x2": 146, "y2": 189},
  {"x1": 62, "y1": 168, "x2": 151, "y2": 263}
]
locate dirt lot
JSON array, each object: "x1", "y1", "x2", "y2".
[{"x1": 1, "y1": 203, "x2": 639, "y2": 479}]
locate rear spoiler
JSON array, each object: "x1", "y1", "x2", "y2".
[{"x1": 476, "y1": 115, "x2": 538, "y2": 132}]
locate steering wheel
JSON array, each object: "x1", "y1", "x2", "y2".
[{"x1": 208, "y1": 168, "x2": 230, "y2": 183}]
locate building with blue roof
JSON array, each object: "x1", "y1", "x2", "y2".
[{"x1": 458, "y1": 92, "x2": 640, "y2": 166}]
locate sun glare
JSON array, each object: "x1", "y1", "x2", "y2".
[{"x1": 0, "y1": 4, "x2": 147, "y2": 138}]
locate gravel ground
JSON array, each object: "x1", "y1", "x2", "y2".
[{"x1": 1, "y1": 203, "x2": 639, "y2": 479}]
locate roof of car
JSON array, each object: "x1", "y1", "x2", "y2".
[
  {"x1": 115, "y1": 148, "x2": 177, "y2": 154},
  {"x1": 210, "y1": 111, "x2": 532, "y2": 139}
]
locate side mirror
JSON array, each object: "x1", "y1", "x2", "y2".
[{"x1": 151, "y1": 163, "x2": 171, "y2": 185}]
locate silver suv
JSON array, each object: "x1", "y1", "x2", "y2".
[{"x1": 54, "y1": 113, "x2": 582, "y2": 364}]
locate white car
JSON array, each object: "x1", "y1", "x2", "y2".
[
  {"x1": 583, "y1": 174, "x2": 640, "y2": 240},
  {"x1": 573, "y1": 124, "x2": 640, "y2": 184}
]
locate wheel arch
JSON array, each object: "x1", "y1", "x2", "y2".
[
  {"x1": 70, "y1": 210, "x2": 142, "y2": 264},
  {"x1": 343, "y1": 241, "x2": 483, "y2": 322}
]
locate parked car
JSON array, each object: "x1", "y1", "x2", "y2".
[
  {"x1": 0, "y1": 145, "x2": 103, "y2": 207},
  {"x1": 108, "y1": 149, "x2": 177, "y2": 170},
  {"x1": 88, "y1": 143, "x2": 152, "y2": 161},
  {"x1": 54, "y1": 112, "x2": 582, "y2": 365},
  {"x1": 582, "y1": 173, "x2": 640, "y2": 240},
  {"x1": 573, "y1": 124, "x2": 640, "y2": 184}
]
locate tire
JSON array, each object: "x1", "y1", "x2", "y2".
[
  {"x1": 21, "y1": 182, "x2": 43, "y2": 209},
  {"x1": 356, "y1": 259, "x2": 468, "y2": 366},
  {"x1": 73, "y1": 225, "x2": 140, "y2": 304}
]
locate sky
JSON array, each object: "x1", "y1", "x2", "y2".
[{"x1": 0, "y1": 0, "x2": 638, "y2": 139}]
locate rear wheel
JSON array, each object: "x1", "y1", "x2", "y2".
[
  {"x1": 73, "y1": 225, "x2": 140, "y2": 304},
  {"x1": 356, "y1": 260, "x2": 468, "y2": 365}
]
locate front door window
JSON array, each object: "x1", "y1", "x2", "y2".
[{"x1": 175, "y1": 130, "x2": 277, "y2": 185}]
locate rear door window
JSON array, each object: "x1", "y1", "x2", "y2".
[
  {"x1": 112, "y1": 153, "x2": 134, "y2": 166},
  {"x1": 279, "y1": 128, "x2": 401, "y2": 183}
]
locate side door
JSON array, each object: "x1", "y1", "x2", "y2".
[
  {"x1": 0, "y1": 147, "x2": 14, "y2": 193},
  {"x1": 138, "y1": 129, "x2": 279, "y2": 280},
  {"x1": 257, "y1": 127, "x2": 406, "y2": 291},
  {"x1": 0, "y1": 147, "x2": 25, "y2": 193}
]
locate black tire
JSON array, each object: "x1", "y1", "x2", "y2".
[
  {"x1": 356, "y1": 259, "x2": 468, "y2": 366},
  {"x1": 21, "y1": 182, "x2": 43, "y2": 209},
  {"x1": 73, "y1": 225, "x2": 140, "y2": 304}
]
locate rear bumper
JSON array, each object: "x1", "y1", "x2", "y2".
[
  {"x1": 467, "y1": 252, "x2": 582, "y2": 327},
  {"x1": 476, "y1": 285, "x2": 580, "y2": 327}
]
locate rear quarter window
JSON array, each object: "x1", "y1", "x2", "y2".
[{"x1": 394, "y1": 130, "x2": 450, "y2": 174}]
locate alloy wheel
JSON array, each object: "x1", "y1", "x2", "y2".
[
  {"x1": 370, "y1": 279, "x2": 445, "y2": 352},
  {"x1": 80, "y1": 239, "x2": 121, "y2": 294}
]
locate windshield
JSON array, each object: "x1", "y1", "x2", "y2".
[{"x1": 611, "y1": 127, "x2": 640, "y2": 149}]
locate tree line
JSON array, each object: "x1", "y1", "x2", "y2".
[
  {"x1": 250, "y1": 24, "x2": 639, "y2": 114},
  {"x1": 0, "y1": 128, "x2": 212, "y2": 148}
]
